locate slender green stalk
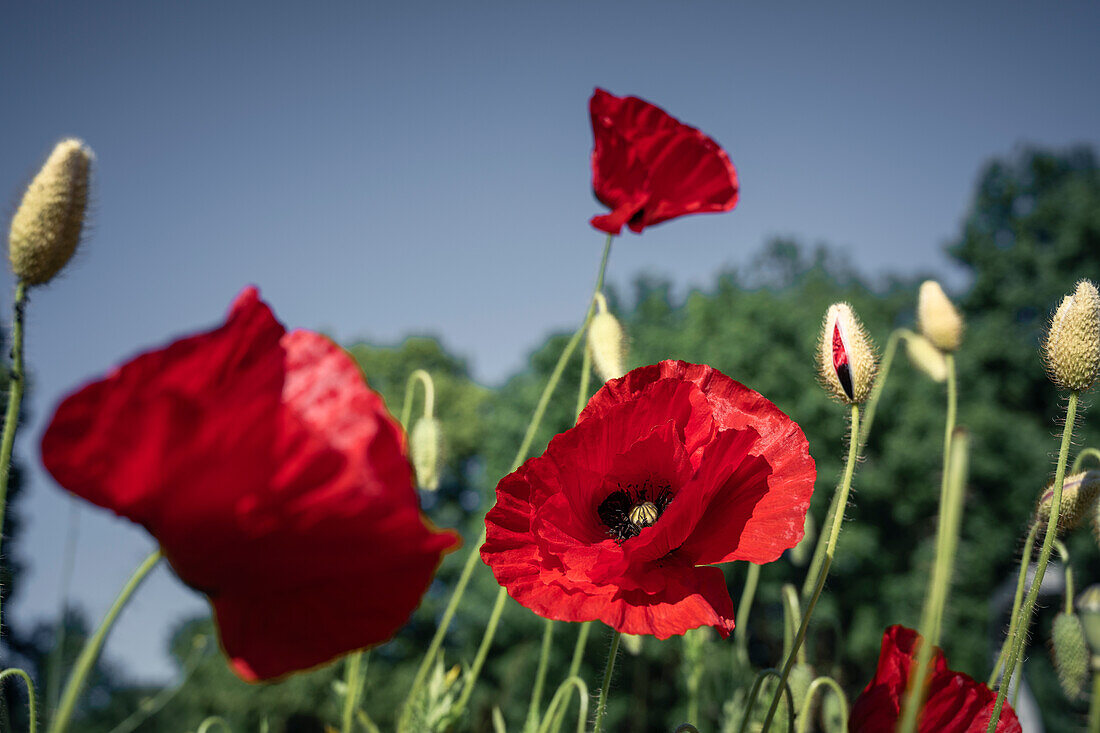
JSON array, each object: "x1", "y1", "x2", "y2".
[
  {"x1": 197, "y1": 717, "x2": 232, "y2": 733},
  {"x1": 929, "y1": 355, "x2": 958, "y2": 631},
  {"x1": 47, "y1": 500, "x2": 81, "y2": 716},
  {"x1": 451, "y1": 586, "x2": 507, "y2": 717},
  {"x1": 400, "y1": 369, "x2": 435, "y2": 429},
  {"x1": 1089, "y1": 671, "x2": 1100, "y2": 733},
  {"x1": 795, "y1": 677, "x2": 848, "y2": 733},
  {"x1": 1072, "y1": 447, "x2": 1100, "y2": 474},
  {"x1": 0, "y1": 281, "x2": 27, "y2": 625},
  {"x1": 106, "y1": 637, "x2": 208, "y2": 733},
  {"x1": 781, "y1": 585, "x2": 804, "y2": 664},
  {"x1": 537, "y1": 677, "x2": 589, "y2": 733},
  {"x1": 898, "y1": 430, "x2": 970, "y2": 733},
  {"x1": 0, "y1": 667, "x2": 37, "y2": 733},
  {"x1": 735, "y1": 563, "x2": 761, "y2": 665},
  {"x1": 341, "y1": 651, "x2": 366, "y2": 733},
  {"x1": 857, "y1": 328, "x2": 906, "y2": 448},
  {"x1": 1054, "y1": 540, "x2": 1073, "y2": 615},
  {"x1": 524, "y1": 617, "x2": 555, "y2": 732},
  {"x1": 987, "y1": 522, "x2": 1039, "y2": 688},
  {"x1": 576, "y1": 343, "x2": 593, "y2": 417},
  {"x1": 566, "y1": 622, "x2": 591, "y2": 682},
  {"x1": 50, "y1": 550, "x2": 162, "y2": 733},
  {"x1": 357, "y1": 709, "x2": 382, "y2": 733},
  {"x1": 988, "y1": 391, "x2": 1079, "y2": 731},
  {"x1": 592, "y1": 630, "x2": 622, "y2": 733},
  {"x1": 736, "y1": 669, "x2": 795, "y2": 733},
  {"x1": 801, "y1": 492, "x2": 838, "y2": 603},
  {"x1": 761, "y1": 405, "x2": 860, "y2": 732}
]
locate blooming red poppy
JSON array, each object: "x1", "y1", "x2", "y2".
[
  {"x1": 41, "y1": 287, "x2": 459, "y2": 681},
  {"x1": 850, "y1": 626, "x2": 1022, "y2": 732},
  {"x1": 589, "y1": 88, "x2": 739, "y2": 235},
  {"x1": 481, "y1": 360, "x2": 815, "y2": 637}
]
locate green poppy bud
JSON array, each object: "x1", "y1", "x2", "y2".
[
  {"x1": 587, "y1": 292, "x2": 627, "y2": 383},
  {"x1": 1044, "y1": 280, "x2": 1100, "y2": 392},
  {"x1": 410, "y1": 417, "x2": 443, "y2": 491},
  {"x1": 904, "y1": 332, "x2": 948, "y2": 383},
  {"x1": 916, "y1": 280, "x2": 964, "y2": 352},
  {"x1": 1037, "y1": 470, "x2": 1100, "y2": 535},
  {"x1": 1051, "y1": 611, "x2": 1089, "y2": 700}
]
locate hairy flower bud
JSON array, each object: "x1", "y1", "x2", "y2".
[
  {"x1": 818, "y1": 303, "x2": 876, "y2": 404},
  {"x1": 1051, "y1": 611, "x2": 1089, "y2": 700},
  {"x1": 1036, "y1": 470, "x2": 1100, "y2": 535},
  {"x1": 916, "y1": 281, "x2": 963, "y2": 352},
  {"x1": 410, "y1": 417, "x2": 443, "y2": 491},
  {"x1": 9, "y1": 138, "x2": 93, "y2": 285},
  {"x1": 904, "y1": 333, "x2": 948, "y2": 383},
  {"x1": 1044, "y1": 280, "x2": 1100, "y2": 392},
  {"x1": 587, "y1": 292, "x2": 627, "y2": 383}
]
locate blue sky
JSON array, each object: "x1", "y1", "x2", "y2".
[{"x1": 2, "y1": 1, "x2": 1099, "y2": 681}]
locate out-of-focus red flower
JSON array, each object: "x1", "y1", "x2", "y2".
[
  {"x1": 589, "y1": 88, "x2": 739, "y2": 235},
  {"x1": 481, "y1": 361, "x2": 815, "y2": 637},
  {"x1": 41, "y1": 287, "x2": 458, "y2": 681},
  {"x1": 850, "y1": 625, "x2": 1022, "y2": 732}
]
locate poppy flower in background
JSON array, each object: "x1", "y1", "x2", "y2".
[
  {"x1": 41, "y1": 287, "x2": 459, "y2": 681},
  {"x1": 589, "y1": 88, "x2": 740, "y2": 235},
  {"x1": 481, "y1": 360, "x2": 815, "y2": 637},
  {"x1": 850, "y1": 625, "x2": 1022, "y2": 732}
]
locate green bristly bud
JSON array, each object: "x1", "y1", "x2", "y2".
[
  {"x1": 904, "y1": 332, "x2": 948, "y2": 382},
  {"x1": 788, "y1": 663, "x2": 814, "y2": 712},
  {"x1": 818, "y1": 303, "x2": 877, "y2": 404},
  {"x1": 410, "y1": 417, "x2": 443, "y2": 491},
  {"x1": 1036, "y1": 470, "x2": 1100, "y2": 535},
  {"x1": 1044, "y1": 280, "x2": 1100, "y2": 392},
  {"x1": 1051, "y1": 611, "x2": 1089, "y2": 701},
  {"x1": 587, "y1": 292, "x2": 627, "y2": 383},
  {"x1": 9, "y1": 138, "x2": 93, "y2": 285},
  {"x1": 917, "y1": 280, "x2": 964, "y2": 352}
]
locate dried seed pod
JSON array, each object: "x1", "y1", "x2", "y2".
[
  {"x1": 904, "y1": 332, "x2": 948, "y2": 383},
  {"x1": 410, "y1": 417, "x2": 443, "y2": 491},
  {"x1": 917, "y1": 280, "x2": 964, "y2": 352},
  {"x1": 818, "y1": 303, "x2": 876, "y2": 404},
  {"x1": 1044, "y1": 280, "x2": 1100, "y2": 392},
  {"x1": 1051, "y1": 611, "x2": 1089, "y2": 701},
  {"x1": 1036, "y1": 470, "x2": 1100, "y2": 534},
  {"x1": 587, "y1": 292, "x2": 627, "y2": 383},
  {"x1": 9, "y1": 138, "x2": 93, "y2": 285}
]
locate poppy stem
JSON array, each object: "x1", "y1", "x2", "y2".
[
  {"x1": 987, "y1": 390, "x2": 1078, "y2": 732},
  {"x1": 0, "y1": 668, "x2": 36, "y2": 733},
  {"x1": 0, "y1": 280, "x2": 27, "y2": 626},
  {"x1": 399, "y1": 369, "x2": 435, "y2": 429},
  {"x1": 341, "y1": 651, "x2": 367, "y2": 733},
  {"x1": 1071, "y1": 447, "x2": 1100, "y2": 474},
  {"x1": 593, "y1": 630, "x2": 621, "y2": 733},
  {"x1": 856, "y1": 327, "x2": 904, "y2": 448},
  {"x1": 986, "y1": 522, "x2": 1039, "y2": 688},
  {"x1": 49, "y1": 549, "x2": 162, "y2": 733},
  {"x1": 734, "y1": 563, "x2": 761, "y2": 667},
  {"x1": 760, "y1": 404, "x2": 860, "y2": 733},
  {"x1": 1089, "y1": 670, "x2": 1100, "y2": 733},
  {"x1": 524, "y1": 617, "x2": 555, "y2": 732},
  {"x1": 795, "y1": 676, "x2": 848, "y2": 733},
  {"x1": 897, "y1": 430, "x2": 970, "y2": 733}
]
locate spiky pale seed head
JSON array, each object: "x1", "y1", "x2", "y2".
[
  {"x1": 904, "y1": 333, "x2": 948, "y2": 383},
  {"x1": 1036, "y1": 470, "x2": 1100, "y2": 535},
  {"x1": 1044, "y1": 280, "x2": 1100, "y2": 392},
  {"x1": 917, "y1": 280, "x2": 964, "y2": 352},
  {"x1": 9, "y1": 138, "x2": 93, "y2": 285},
  {"x1": 1052, "y1": 611, "x2": 1089, "y2": 701},
  {"x1": 410, "y1": 417, "x2": 443, "y2": 491},
  {"x1": 818, "y1": 303, "x2": 876, "y2": 404},
  {"x1": 587, "y1": 292, "x2": 627, "y2": 383}
]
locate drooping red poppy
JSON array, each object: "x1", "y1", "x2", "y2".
[
  {"x1": 481, "y1": 361, "x2": 815, "y2": 637},
  {"x1": 850, "y1": 626, "x2": 1022, "y2": 732},
  {"x1": 589, "y1": 88, "x2": 739, "y2": 235},
  {"x1": 41, "y1": 287, "x2": 459, "y2": 681}
]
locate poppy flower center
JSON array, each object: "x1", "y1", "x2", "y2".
[{"x1": 596, "y1": 481, "x2": 673, "y2": 542}]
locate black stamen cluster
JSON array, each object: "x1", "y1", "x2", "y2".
[{"x1": 597, "y1": 480, "x2": 673, "y2": 542}]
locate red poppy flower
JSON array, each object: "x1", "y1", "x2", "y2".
[
  {"x1": 850, "y1": 626, "x2": 1022, "y2": 732},
  {"x1": 481, "y1": 361, "x2": 815, "y2": 637},
  {"x1": 589, "y1": 88, "x2": 739, "y2": 235},
  {"x1": 41, "y1": 287, "x2": 458, "y2": 681}
]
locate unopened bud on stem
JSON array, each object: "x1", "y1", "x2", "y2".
[
  {"x1": 1044, "y1": 280, "x2": 1100, "y2": 392},
  {"x1": 9, "y1": 138, "x2": 93, "y2": 285},
  {"x1": 917, "y1": 281, "x2": 964, "y2": 352},
  {"x1": 1037, "y1": 470, "x2": 1100, "y2": 535},
  {"x1": 818, "y1": 303, "x2": 876, "y2": 404},
  {"x1": 904, "y1": 332, "x2": 948, "y2": 382},
  {"x1": 1051, "y1": 611, "x2": 1089, "y2": 700},
  {"x1": 410, "y1": 417, "x2": 443, "y2": 490},
  {"x1": 587, "y1": 292, "x2": 627, "y2": 383}
]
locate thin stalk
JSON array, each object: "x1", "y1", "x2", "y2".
[
  {"x1": 988, "y1": 391, "x2": 1079, "y2": 732},
  {"x1": 801, "y1": 492, "x2": 839, "y2": 603},
  {"x1": 898, "y1": 430, "x2": 970, "y2": 733},
  {"x1": 762, "y1": 405, "x2": 860, "y2": 732},
  {"x1": 781, "y1": 585, "x2": 804, "y2": 665},
  {"x1": 0, "y1": 667, "x2": 37, "y2": 733},
  {"x1": 106, "y1": 637, "x2": 208, "y2": 733},
  {"x1": 524, "y1": 618, "x2": 555, "y2": 732},
  {"x1": 197, "y1": 717, "x2": 232, "y2": 733},
  {"x1": 1054, "y1": 540, "x2": 1073, "y2": 615},
  {"x1": 736, "y1": 669, "x2": 795, "y2": 733},
  {"x1": 857, "y1": 328, "x2": 905, "y2": 448},
  {"x1": 453, "y1": 587, "x2": 507, "y2": 715},
  {"x1": 576, "y1": 344, "x2": 593, "y2": 418},
  {"x1": 50, "y1": 550, "x2": 162, "y2": 733},
  {"x1": 592, "y1": 630, "x2": 622, "y2": 733},
  {"x1": 1090, "y1": 671, "x2": 1100, "y2": 733},
  {"x1": 341, "y1": 651, "x2": 365, "y2": 733},
  {"x1": 537, "y1": 677, "x2": 589, "y2": 733},
  {"x1": 548, "y1": 622, "x2": 593, "y2": 733},
  {"x1": 357, "y1": 709, "x2": 382, "y2": 733},
  {"x1": 987, "y1": 522, "x2": 1040, "y2": 688},
  {"x1": 0, "y1": 281, "x2": 27, "y2": 625},
  {"x1": 928, "y1": 355, "x2": 957, "y2": 637},
  {"x1": 1072, "y1": 447, "x2": 1100, "y2": 474},
  {"x1": 795, "y1": 677, "x2": 848, "y2": 733},
  {"x1": 735, "y1": 563, "x2": 761, "y2": 666},
  {"x1": 47, "y1": 500, "x2": 81, "y2": 716},
  {"x1": 400, "y1": 369, "x2": 435, "y2": 429}
]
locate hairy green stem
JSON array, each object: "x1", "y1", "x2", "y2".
[
  {"x1": 987, "y1": 522, "x2": 1040, "y2": 688},
  {"x1": 781, "y1": 585, "x2": 804, "y2": 665},
  {"x1": 0, "y1": 281, "x2": 27, "y2": 626},
  {"x1": 592, "y1": 630, "x2": 622, "y2": 733},
  {"x1": 1054, "y1": 540, "x2": 1073, "y2": 615},
  {"x1": 898, "y1": 430, "x2": 970, "y2": 733},
  {"x1": 795, "y1": 677, "x2": 848, "y2": 733},
  {"x1": 50, "y1": 550, "x2": 162, "y2": 733},
  {"x1": 736, "y1": 669, "x2": 795, "y2": 733},
  {"x1": 735, "y1": 563, "x2": 761, "y2": 666},
  {"x1": 0, "y1": 667, "x2": 37, "y2": 733},
  {"x1": 762, "y1": 405, "x2": 860, "y2": 732},
  {"x1": 988, "y1": 391, "x2": 1078, "y2": 731}
]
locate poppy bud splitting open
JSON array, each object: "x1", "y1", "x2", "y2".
[{"x1": 818, "y1": 303, "x2": 876, "y2": 404}]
